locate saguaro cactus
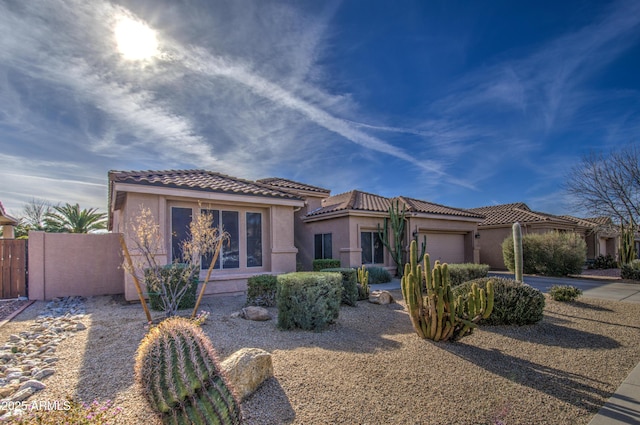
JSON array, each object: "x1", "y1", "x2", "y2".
[
  {"x1": 619, "y1": 220, "x2": 637, "y2": 265},
  {"x1": 401, "y1": 240, "x2": 494, "y2": 341},
  {"x1": 378, "y1": 199, "x2": 407, "y2": 276},
  {"x1": 135, "y1": 317, "x2": 242, "y2": 425},
  {"x1": 512, "y1": 222, "x2": 523, "y2": 282}
]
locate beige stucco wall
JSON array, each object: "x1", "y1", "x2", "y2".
[
  {"x1": 476, "y1": 227, "x2": 511, "y2": 269},
  {"x1": 301, "y1": 213, "x2": 480, "y2": 271},
  {"x1": 114, "y1": 191, "x2": 300, "y2": 301},
  {"x1": 28, "y1": 231, "x2": 124, "y2": 300}
]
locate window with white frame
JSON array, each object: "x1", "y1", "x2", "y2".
[{"x1": 170, "y1": 206, "x2": 263, "y2": 271}]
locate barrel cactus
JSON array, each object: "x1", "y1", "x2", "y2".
[
  {"x1": 134, "y1": 317, "x2": 242, "y2": 425},
  {"x1": 401, "y1": 240, "x2": 494, "y2": 341}
]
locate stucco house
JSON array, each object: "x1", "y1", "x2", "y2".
[
  {"x1": 0, "y1": 201, "x2": 18, "y2": 239},
  {"x1": 109, "y1": 169, "x2": 485, "y2": 300},
  {"x1": 560, "y1": 215, "x2": 619, "y2": 261},
  {"x1": 108, "y1": 170, "x2": 304, "y2": 301},
  {"x1": 297, "y1": 190, "x2": 484, "y2": 273},
  {"x1": 469, "y1": 203, "x2": 619, "y2": 270}
]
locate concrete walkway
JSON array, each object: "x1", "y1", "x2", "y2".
[{"x1": 372, "y1": 274, "x2": 640, "y2": 424}]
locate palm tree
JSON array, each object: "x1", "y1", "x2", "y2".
[{"x1": 44, "y1": 203, "x2": 107, "y2": 233}]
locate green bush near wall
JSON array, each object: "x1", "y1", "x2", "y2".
[
  {"x1": 276, "y1": 272, "x2": 342, "y2": 331},
  {"x1": 320, "y1": 268, "x2": 359, "y2": 306},
  {"x1": 366, "y1": 266, "x2": 393, "y2": 284},
  {"x1": 312, "y1": 259, "x2": 341, "y2": 271},
  {"x1": 502, "y1": 232, "x2": 586, "y2": 276},
  {"x1": 621, "y1": 260, "x2": 640, "y2": 281},
  {"x1": 448, "y1": 263, "x2": 490, "y2": 286},
  {"x1": 246, "y1": 274, "x2": 278, "y2": 307},
  {"x1": 145, "y1": 263, "x2": 199, "y2": 311}
]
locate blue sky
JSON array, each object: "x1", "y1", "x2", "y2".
[{"x1": 1, "y1": 0, "x2": 639, "y2": 217}]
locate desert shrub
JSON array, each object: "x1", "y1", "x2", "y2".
[
  {"x1": 277, "y1": 272, "x2": 342, "y2": 331},
  {"x1": 621, "y1": 259, "x2": 640, "y2": 280},
  {"x1": 591, "y1": 254, "x2": 617, "y2": 269},
  {"x1": 367, "y1": 266, "x2": 393, "y2": 284},
  {"x1": 502, "y1": 232, "x2": 586, "y2": 276},
  {"x1": 145, "y1": 263, "x2": 199, "y2": 312},
  {"x1": 549, "y1": 285, "x2": 583, "y2": 302},
  {"x1": 0, "y1": 398, "x2": 122, "y2": 424},
  {"x1": 320, "y1": 268, "x2": 359, "y2": 306},
  {"x1": 448, "y1": 263, "x2": 490, "y2": 286},
  {"x1": 246, "y1": 274, "x2": 278, "y2": 307},
  {"x1": 453, "y1": 277, "x2": 545, "y2": 325},
  {"x1": 312, "y1": 258, "x2": 341, "y2": 271}
]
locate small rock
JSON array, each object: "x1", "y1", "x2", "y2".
[
  {"x1": 369, "y1": 290, "x2": 394, "y2": 305},
  {"x1": 10, "y1": 387, "x2": 34, "y2": 402},
  {"x1": 230, "y1": 311, "x2": 242, "y2": 318},
  {"x1": 241, "y1": 306, "x2": 271, "y2": 321},
  {"x1": 221, "y1": 348, "x2": 273, "y2": 401},
  {"x1": 32, "y1": 368, "x2": 54, "y2": 380},
  {"x1": 9, "y1": 335, "x2": 22, "y2": 343},
  {"x1": 19, "y1": 380, "x2": 46, "y2": 391},
  {"x1": 75, "y1": 323, "x2": 86, "y2": 331}
]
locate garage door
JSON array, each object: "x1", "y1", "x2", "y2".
[{"x1": 424, "y1": 233, "x2": 465, "y2": 264}]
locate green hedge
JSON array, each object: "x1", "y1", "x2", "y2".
[
  {"x1": 312, "y1": 259, "x2": 341, "y2": 271},
  {"x1": 366, "y1": 266, "x2": 393, "y2": 284},
  {"x1": 276, "y1": 272, "x2": 342, "y2": 331},
  {"x1": 447, "y1": 263, "x2": 490, "y2": 286},
  {"x1": 502, "y1": 231, "x2": 586, "y2": 276},
  {"x1": 621, "y1": 259, "x2": 640, "y2": 280},
  {"x1": 246, "y1": 274, "x2": 278, "y2": 307},
  {"x1": 453, "y1": 277, "x2": 545, "y2": 325},
  {"x1": 145, "y1": 263, "x2": 199, "y2": 311},
  {"x1": 320, "y1": 268, "x2": 359, "y2": 306}
]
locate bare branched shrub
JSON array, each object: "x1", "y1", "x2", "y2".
[{"x1": 123, "y1": 206, "x2": 228, "y2": 318}]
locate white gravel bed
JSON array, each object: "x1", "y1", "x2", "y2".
[{"x1": 0, "y1": 292, "x2": 638, "y2": 425}]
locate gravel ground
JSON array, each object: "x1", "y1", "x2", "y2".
[{"x1": 0, "y1": 291, "x2": 639, "y2": 425}]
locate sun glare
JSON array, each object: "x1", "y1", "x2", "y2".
[{"x1": 114, "y1": 17, "x2": 158, "y2": 60}]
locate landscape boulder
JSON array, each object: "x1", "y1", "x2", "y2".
[
  {"x1": 241, "y1": 306, "x2": 271, "y2": 321},
  {"x1": 369, "y1": 290, "x2": 394, "y2": 305},
  {"x1": 221, "y1": 348, "x2": 273, "y2": 401}
]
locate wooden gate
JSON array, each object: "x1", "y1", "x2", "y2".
[{"x1": 0, "y1": 240, "x2": 27, "y2": 298}]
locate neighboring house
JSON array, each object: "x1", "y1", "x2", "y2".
[
  {"x1": 299, "y1": 190, "x2": 485, "y2": 273},
  {"x1": 0, "y1": 201, "x2": 18, "y2": 239},
  {"x1": 108, "y1": 170, "x2": 304, "y2": 301},
  {"x1": 469, "y1": 203, "x2": 582, "y2": 270},
  {"x1": 560, "y1": 215, "x2": 619, "y2": 261}
]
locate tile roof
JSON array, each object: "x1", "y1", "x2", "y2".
[
  {"x1": 469, "y1": 203, "x2": 575, "y2": 227},
  {"x1": 399, "y1": 196, "x2": 484, "y2": 218},
  {"x1": 560, "y1": 215, "x2": 616, "y2": 228},
  {"x1": 306, "y1": 191, "x2": 483, "y2": 219},
  {"x1": 109, "y1": 169, "x2": 301, "y2": 200},
  {"x1": 256, "y1": 177, "x2": 330, "y2": 195},
  {"x1": 0, "y1": 201, "x2": 18, "y2": 226},
  {"x1": 307, "y1": 190, "x2": 390, "y2": 216}
]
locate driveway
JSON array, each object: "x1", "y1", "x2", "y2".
[{"x1": 489, "y1": 272, "x2": 640, "y2": 304}]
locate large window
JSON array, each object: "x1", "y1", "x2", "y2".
[
  {"x1": 361, "y1": 231, "x2": 384, "y2": 264},
  {"x1": 246, "y1": 212, "x2": 262, "y2": 267},
  {"x1": 171, "y1": 206, "x2": 263, "y2": 272},
  {"x1": 314, "y1": 233, "x2": 332, "y2": 259}
]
